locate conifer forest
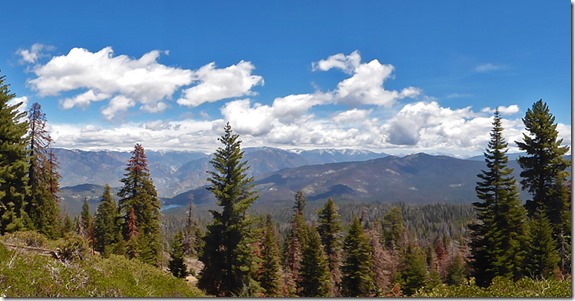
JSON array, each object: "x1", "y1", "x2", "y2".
[{"x1": 0, "y1": 73, "x2": 571, "y2": 297}]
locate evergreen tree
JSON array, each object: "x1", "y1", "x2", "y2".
[
  {"x1": 297, "y1": 225, "x2": 331, "y2": 297},
  {"x1": 168, "y1": 230, "x2": 189, "y2": 278},
  {"x1": 80, "y1": 198, "x2": 93, "y2": 240},
  {"x1": 25, "y1": 102, "x2": 61, "y2": 239},
  {"x1": 445, "y1": 251, "x2": 466, "y2": 286},
  {"x1": 182, "y1": 202, "x2": 198, "y2": 256},
  {"x1": 282, "y1": 190, "x2": 309, "y2": 296},
  {"x1": 316, "y1": 197, "x2": 343, "y2": 296},
  {"x1": 523, "y1": 207, "x2": 560, "y2": 279},
  {"x1": 469, "y1": 109, "x2": 527, "y2": 287},
  {"x1": 382, "y1": 206, "x2": 405, "y2": 250},
  {"x1": 398, "y1": 245, "x2": 428, "y2": 296},
  {"x1": 515, "y1": 99, "x2": 570, "y2": 273},
  {"x1": 368, "y1": 224, "x2": 389, "y2": 295},
  {"x1": 341, "y1": 216, "x2": 374, "y2": 297},
  {"x1": 94, "y1": 184, "x2": 118, "y2": 256},
  {"x1": 0, "y1": 74, "x2": 30, "y2": 234},
  {"x1": 61, "y1": 211, "x2": 74, "y2": 236},
  {"x1": 126, "y1": 206, "x2": 139, "y2": 259},
  {"x1": 198, "y1": 123, "x2": 261, "y2": 297},
  {"x1": 258, "y1": 215, "x2": 283, "y2": 297},
  {"x1": 117, "y1": 143, "x2": 162, "y2": 266}
]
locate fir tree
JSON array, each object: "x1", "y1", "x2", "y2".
[
  {"x1": 445, "y1": 251, "x2": 466, "y2": 286},
  {"x1": 258, "y1": 215, "x2": 283, "y2": 297},
  {"x1": 341, "y1": 216, "x2": 374, "y2": 297},
  {"x1": 94, "y1": 184, "x2": 118, "y2": 256},
  {"x1": 61, "y1": 211, "x2": 74, "y2": 236},
  {"x1": 25, "y1": 102, "x2": 61, "y2": 239},
  {"x1": 80, "y1": 198, "x2": 93, "y2": 239},
  {"x1": 382, "y1": 206, "x2": 405, "y2": 250},
  {"x1": 168, "y1": 230, "x2": 189, "y2": 278},
  {"x1": 470, "y1": 109, "x2": 527, "y2": 287},
  {"x1": 198, "y1": 123, "x2": 261, "y2": 297},
  {"x1": 117, "y1": 143, "x2": 162, "y2": 266},
  {"x1": 0, "y1": 74, "x2": 30, "y2": 234},
  {"x1": 316, "y1": 197, "x2": 343, "y2": 296},
  {"x1": 398, "y1": 245, "x2": 428, "y2": 296},
  {"x1": 516, "y1": 99, "x2": 570, "y2": 273},
  {"x1": 282, "y1": 190, "x2": 308, "y2": 296},
  {"x1": 297, "y1": 225, "x2": 331, "y2": 297},
  {"x1": 523, "y1": 207, "x2": 560, "y2": 279}
]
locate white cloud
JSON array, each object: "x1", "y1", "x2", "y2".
[
  {"x1": 312, "y1": 50, "x2": 361, "y2": 74},
  {"x1": 498, "y1": 104, "x2": 520, "y2": 115},
  {"x1": 101, "y1": 96, "x2": 136, "y2": 120},
  {"x1": 177, "y1": 61, "x2": 264, "y2": 107},
  {"x1": 481, "y1": 104, "x2": 520, "y2": 115},
  {"x1": 28, "y1": 47, "x2": 193, "y2": 117},
  {"x1": 474, "y1": 63, "x2": 505, "y2": 73},
  {"x1": 313, "y1": 51, "x2": 420, "y2": 107},
  {"x1": 17, "y1": 43, "x2": 55, "y2": 64}
]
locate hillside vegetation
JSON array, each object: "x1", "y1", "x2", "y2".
[{"x1": 0, "y1": 232, "x2": 203, "y2": 297}]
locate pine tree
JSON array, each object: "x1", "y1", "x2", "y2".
[
  {"x1": 341, "y1": 216, "x2": 374, "y2": 297},
  {"x1": 397, "y1": 245, "x2": 428, "y2": 295},
  {"x1": 258, "y1": 215, "x2": 283, "y2": 297},
  {"x1": 25, "y1": 102, "x2": 61, "y2": 239},
  {"x1": 469, "y1": 109, "x2": 527, "y2": 287},
  {"x1": 382, "y1": 206, "x2": 405, "y2": 250},
  {"x1": 523, "y1": 207, "x2": 560, "y2": 279},
  {"x1": 80, "y1": 198, "x2": 92, "y2": 238},
  {"x1": 182, "y1": 202, "x2": 198, "y2": 256},
  {"x1": 316, "y1": 197, "x2": 343, "y2": 296},
  {"x1": 282, "y1": 190, "x2": 308, "y2": 296},
  {"x1": 94, "y1": 184, "x2": 118, "y2": 256},
  {"x1": 515, "y1": 99, "x2": 570, "y2": 273},
  {"x1": 168, "y1": 230, "x2": 189, "y2": 278},
  {"x1": 126, "y1": 206, "x2": 139, "y2": 259},
  {"x1": 61, "y1": 211, "x2": 74, "y2": 236},
  {"x1": 117, "y1": 143, "x2": 162, "y2": 266},
  {"x1": 445, "y1": 251, "x2": 466, "y2": 286},
  {"x1": 198, "y1": 123, "x2": 261, "y2": 297},
  {"x1": 297, "y1": 225, "x2": 331, "y2": 297},
  {"x1": 0, "y1": 74, "x2": 30, "y2": 234},
  {"x1": 368, "y1": 224, "x2": 389, "y2": 295}
]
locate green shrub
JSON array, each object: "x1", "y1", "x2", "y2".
[
  {"x1": 4, "y1": 231, "x2": 47, "y2": 247},
  {"x1": 56, "y1": 234, "x2": 90, "y2": 262}
]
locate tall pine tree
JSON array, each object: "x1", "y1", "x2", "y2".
[
  {"x1": 258, "y1": 214, "x2": 283, "y2": 297},
  {"x1": 0, "y1": 74, "x2": 30, "y2": 234},
  {"x1": 523, "y1": 207, "x2": 560, "y2": 279},
  {"x1": 469, "y1": 109, "x2": 527, "y2": 287},
  {"x1": 117, "y1": 143, "x2": 162, "y2": 266},
  {"x1": 341, "y1": 216, "x2": 374, "y2": 297},
  {"x1": 515, "y1": 99, "x2": 571, "y2": 273},
  {"x1": 317, "y1": 197, "x2": 343, "y2": 296},
  {"x1": 94, "y1": 184, "x2": 118, "y2": 256},
  {"x1": 198, "y1": 123, "x2": 261, "y2": 297},
  {"x1": 282, "y1": 190, "x2": 309, "y2": 296},
  {"x1": 25, "y1": 102, "x2": 61, "y2": 239},
  {"x1": 168, "y1": 230, "x2": 189, "y2": 278},
  {"x1": 297, "y1": 225, "x2": 331, "y2": 297}
]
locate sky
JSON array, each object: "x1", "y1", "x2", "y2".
[{"x1": 0, "y1": 0, "x2": 571, "y2": 157}]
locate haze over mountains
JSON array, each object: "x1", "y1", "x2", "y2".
[{"x1": 54, "y1": 147, "x2": 566, "y2": 215}]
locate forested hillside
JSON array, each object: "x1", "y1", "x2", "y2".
[{"x1": 0, "y1": 74, "x2": 571, "y2": 297}]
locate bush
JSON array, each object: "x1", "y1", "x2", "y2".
[
  {"x1": 57, "y1": 234, "x2": 90, "y2": 262},
  {"x1": 4, "y1": 231, "x2": 47, "y2": 247}
]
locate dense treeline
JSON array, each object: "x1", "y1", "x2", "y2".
[{"x1": 0, "y1": 72, "x2": 571, "y2": 297}]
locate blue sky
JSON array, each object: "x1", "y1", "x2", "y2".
[{"x1": 0, "y1": 0, "x2": 571, "y2": 157}]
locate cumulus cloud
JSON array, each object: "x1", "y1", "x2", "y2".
[
  {"x1": 28, "y1": 47, "x2": 193, "y2": 118},
  {"x1": 177, "y1": 61, "x2": 264, "y2": 107},
  {"x1": 313, "y1": 51, "x2": 421, "y2": 107}
]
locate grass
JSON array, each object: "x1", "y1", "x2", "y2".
[{"x1": 0, "y1": 232, "x2": 204, "y2": 297}]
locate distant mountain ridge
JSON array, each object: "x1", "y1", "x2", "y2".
[
  {"x1": 162, "y1": 153, "x2": 539, "y2": 209},
  {"x1": 55, "y1": 147, "x2": 388, "y2": 199}
]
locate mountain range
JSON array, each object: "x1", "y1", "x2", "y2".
[
  {"x1": 54, "y1": 147, "x2": 387, "y2": 198},
  {"x1": 56, "y1": 147, "x2": 568, "y2": 215}
]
